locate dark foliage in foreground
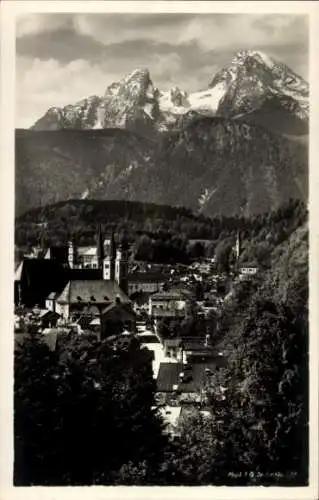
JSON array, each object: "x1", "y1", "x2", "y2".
[{"x1": 14, "y1": 335, "x2": 167, "y2": 485}]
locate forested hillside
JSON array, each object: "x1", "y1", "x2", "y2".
[
  {"x1": 15, "y1": 116, "x2": 307, "y2": 217},
  {"x1": 15, "y1": 198, "x2": 307, "y2": 266}
]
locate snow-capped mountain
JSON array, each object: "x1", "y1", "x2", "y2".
[
  {"x1": 31, "y1": 50, "x2": 309, "y2": 136},
  {"x1": 101, "y1": 68, "x2": 161, "y2": 132},
  {"x1": 213, "y1": 50, "x2": 308, "y2": 133},
  {"x1": 32, "y1": 96, "x2": 103, "y2": 130}
]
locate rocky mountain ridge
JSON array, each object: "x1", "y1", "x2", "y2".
[{"x1": 32, "y1": 50, "x2": 309, "y2": 136}]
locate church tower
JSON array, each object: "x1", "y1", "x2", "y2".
[
  {"x1": 96, "y1": 223, "x2": 104, "y2": 274},
  {"x1": 103, "y1": 230, "x2": 116, "y2": 281},
  {"x1": 115, "y1": 238, "x2": 129, "y2": 294},
  {"x1": 68, "y1": 239, "x2": 76, "y2": 269}
]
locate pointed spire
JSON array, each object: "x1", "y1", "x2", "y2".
[
  {"x1": 97, "y1": 223, "x2": 104, "y2": 265},
  {"x1": 110, "y1": 229, "x2": 116, "y2": 260}
]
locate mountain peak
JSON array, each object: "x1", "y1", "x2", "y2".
[
  {"x1": 104, "y1": 67, "x2": 153, "y2": 100},
  {"x1": 208, "y1": 48, "x2": 308, "y2": 126},
  {"x1": 31, "y1": 51, "x2": 308, "y2": 136},
  {"x1": 125, "y1": 67, "x2": 151, "y2": 80},
  {"x1": 234, "y1": 49, "x2": 275, "y2": 67}
]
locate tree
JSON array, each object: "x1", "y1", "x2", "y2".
[
  {"x1": 160, "y1": 410, "x2": 216, "y2": 485},
  {"x1": 14, "y1": 334, "x2": 62, "y2": 485},
  {"x1": 14, "y1": 334, "x2": 168, "y2": 485},
  {"x1": 188, "y1": 241, "x2": 205, "y2": 260},
  {"x1": 206, "y1": 290, "x2": 308, "y2": 485},
  {"x1": 214, "y1": 238, "x2": 234, "y2": 273}
]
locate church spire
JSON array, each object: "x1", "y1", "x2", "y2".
[
  {"x1": 110, "y1": 229, "x2": 116, "y2": 261},
  {"x1": 97, "y1": 223, "x2": 104, "y2": 270}
]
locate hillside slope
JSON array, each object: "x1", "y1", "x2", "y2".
[
  {"x1": 15, "y1": 118, "x2": 307, "y2": 218},
  {"x1": 15, "y1": 128, "x2": 157, "y2": 216}
]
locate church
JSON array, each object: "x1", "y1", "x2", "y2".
[
  {"x1": 52, "y1": 228, "x2": 130, "y2": 321},
  {"x1": 15, "y1": 226, "x2": 130, "y2": 319},
  {"x1": 67, "y1": 226, "x2": 129, "y2": 294}
]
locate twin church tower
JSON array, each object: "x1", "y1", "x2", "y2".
[{"x1": 67, "y1": 225, "x2": 129, "y2": 294}]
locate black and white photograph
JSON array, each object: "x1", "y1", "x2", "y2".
[{"x1": 1, "y1": 1, "x2": 318, "y2": 496}]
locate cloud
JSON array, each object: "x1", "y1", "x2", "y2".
[
  {"x1": 17, "y1": 13, "x2": 308, "y2": 53},
  {"x1": 16, "y1": 13, "x2": 74, "y2": 38},
  {"x1": 16, "y1": 56, "x2": 111, "y2": 128}
]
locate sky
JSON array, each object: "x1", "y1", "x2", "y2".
[{"x1": 16, "y1": 13, "x2": 309, "y2": 128}]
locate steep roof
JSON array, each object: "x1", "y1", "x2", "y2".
[
  {"x1": 128, "y1": 272, "x2": 165, "y2": 283},
  {"x1": 151, "y1": 289, "x2": 189, "y2": 300},
  {"x1": 101, "y1": 301, "x2": 136, "y2": 321},
  {"x1": 38, "y1": 309, "x2": 60, "y2": 319},
  {"x1": 15, "y1": 262, "x2": 24, "y2": 281},
  {"x1": 157, "y1": 362, "x2": 216, "y2": 393},
  {"x1": 138, "y1": 334, "x2": 160, "y2": 344},
  {"x1": 56, "y1": 280, "x2": 129, "y2": 304},
  {"x1": 130, "y1": 290, "x2": 154, "y2": 305}
]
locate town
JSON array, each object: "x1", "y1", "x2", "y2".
[
  {"x1": 14, "y1": 225, "x2": 259, "y2": 436},
  {"x1": 11, "y1": 7, "x2": 310, "y2": 488}
]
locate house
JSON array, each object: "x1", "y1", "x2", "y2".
[
  {"x1": 76, "y1": 246, "x2": 100, "y2": 269},
  {"x1": 54, "y1": 280, "x2": 130, "y2": 321},
  {"x1": 156, "y1": 361, "x2": 217, "y2": 405},
  {"x1": 162, "y1": 338, "x2": 183, "y2": 360},
  {"x1": 181, "y1": 338, "x2": 217, "y2": 364},
  {"x1": 161, "y1": 336, "x2": 228, "y2": 364},
  {"x1": 239, "y1": 264, "x2": 258, "y2": 278},
  {"x1": 127, "y1": 272, "x2": 165, "y2": 295},
  {"x1": 149, "y1": 289, "x2": 192, "y2": 320},
  {"x1": 37, "y1": 309, "x2": 61, "y2": 328},
  {"x1": 100, "y1": 299, "x2": 136, "y2": 339},
  {"x1": 130, "y1": 290, "x2": 154, "y2": 316}
]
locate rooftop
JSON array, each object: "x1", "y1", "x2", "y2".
[
  {"x1": 151, "y1": 289, "x2": 191, "y2": 300},
  {"x1": 157, "y1": 362, "x2": 217, "y2": 393},
  {"x1": 128, "y1": 272, "x2": 165, "y2": 283},
  {"x1": 130, "y1": 290, "x2": 154, "y2": 305},
  {"x1": 56, "y1": 280, "x2": 130, "y2": 304},
  {"x1": 101, "y1": 301, "x2": 136, "y2": 320},
  {"x1": 138, "y1": 334, "x2": 160, "y2": 344}
]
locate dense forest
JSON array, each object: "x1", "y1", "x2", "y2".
[{"x1": 15, "y1": 198, "x2": 307, "y2": 266}]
